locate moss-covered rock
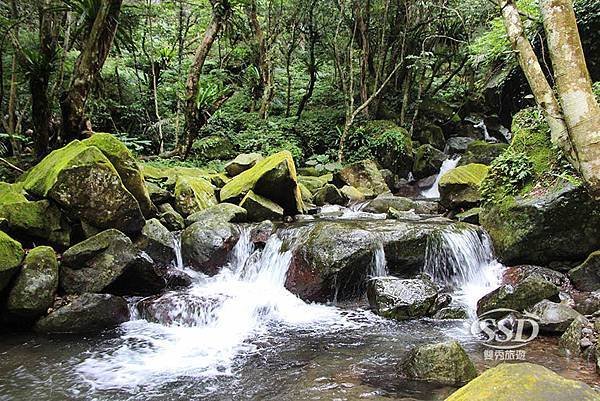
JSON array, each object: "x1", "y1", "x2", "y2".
[
  {"x1": 136, "y1": 219, "x2": 176, "y2": 266},
  {"x1": 340, "y1": 185, "x2": 365, "y2": 202},
  {"x1": 83, "y1": 133, "x2": 155, "y2": 217},
  {"x1": 240, "y1": 190, "x2": 284, "y2": 221},
  {"x1": 191, "y1": 135, "x2": 236, "y2": 161},
  {"x1": 298, "y1": 183, "x2": 313, "y2": 203},
  {"x1": 559, "y1": 315, "x2": 593, "y2": 357},
  {"x1": 23, "y1": 140, "x2": 145, "y2": 234},
  {"x1": 220, "y1": 151, "x2": 304, "y2": 215},
  {"x1": 568, "y1": 250, "x2": 600, "y2": 292},
  {"x1": 173, "y1": 176, "x2": 217, "y2": 217},
  {"x1": 181, "y1": 220, "x2": 240, "y2": 274},
  {"x1": 367, "y1": 276, "x2": 439, "y2": 320},
  {"x1": 445, "y1": 363, "x2": 599, "y2": 401},
  {"x1": 413, "y1": 144, "x2": 447, "y2": 180},
  {"x1": 7, "y1": 246, "x2": 58, "y2": 318},
  {"x1": 439, "y1": 164, "x2": 489, "y2": 210},
  {"x1": 459, "y1": 140, "x2": 508, "y2": 166},
  {"x1": 158, "y1": 203, "x2": 185, "y2": 231},
  {"x1": 446, "y1": 137, "x2": 475, "y2": 155},
  {"x1": 224, "y1": 153, "x2": 264, "y2": 177},
  {"x1": 313, "y1": 184, "x2": 348, "y2": 206},
  {"x1": 34, "y1": 293, "x2": 130, "y2": 334},
  {"x1": 334, "y1": 160, "x2": 389, "y2": 198},
  {"x1": 400, "y1": 341, "x2": 477, "y2": 385},
  {"x1": 298, "y1": 174, "x2": 332, "y2": 193},
  {"x1": 414, "y1": 124, "x2": 445, "y2": 151},
  {"x1": 0, "y1": 230, "x2": 24, "y2": 292},
  {"x1": 185, "y1": 203, "x2": 247, "y2": 226}
]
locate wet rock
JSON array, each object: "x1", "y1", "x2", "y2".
[
  {"x1": 528, "y1": 300, "x2": 583, "y2": 334},
  {"x1": 340, "y1": 185, "x2": 365, "y2": 202},
  {"x1": 173, "y1": 176, "x2": 217, "y2": 217},
  {"x1": 568, "y1": 250, "x2": 600, "y2": 292},
  {"x1": 364, "y1": 194, "x2": 438, "y2": 215},
  {"x1": 367, "y1": 277, "x2": 439, "y2": 320},
  {"x1": 412, "y1": 145, "x2": 446, "y2": 180},
  {"x1": 7, "y1": 246, "x2": 58, "y2": 318},
  {"x1": 459, "y1": 140, "x2": 508, "y2": 166},
  {"x1": 313, "y1": 184, "x2": 348, "y2": 206},
  {"x1": 181, "y1": 221, "x2": 240, "y2": 274},
  {"x1": 445, "y1": 363, "x2": 599, "y2": 401},
  {"x1": 136, "y1": 218, "x2": 176, "y2": 266},
  {"x1": 23, "y1": 140, "x2": 145, "y2": 234},
  {"x1": 250, "y1": 220, "x2": 276, "y2": 245},
  {"x1": 573, "y1": 291, "x2": 600, "y2": 315},
  {"x1": 439, "y1": 163, "x2": 489, "y2": 211},
  {"x1": 105, "y1": 252, "x2": 167, "y2": 296},
  {"x1": 158, "y1": 203, "x2": 185, "y2": 231},
  {"x1": 146, "y1": 181, "x2": 171, "y2": 205},
  {"x1": 559, "y1": 315, "x2": 592, "y2": 357},
  {"x1": 224, "y1": 153, "x2": 264, "y2": 177},
  {"x1": 220, "y1": 151, "x2": 304, "y2": 215},
  {"x1": 399, "y1": 341, "x2": 477, "y2": 385},
  {"x1": 334, "y1": 160, "x2": 389, "y2": 198},
  {"x1": 240, "y1": 191, "x2": 284, "y2": 221},
  {"x1": 137, "y1": 292, "x2": 227, "y2": 326},
  {"x1": 445, "y1": 137, "x2": 475, "y2": 155},
  {"x1": 414, "y1": 124, "x2": 445, "y2": 151},
  {"x1": 480, "y1": 183, "x2": 600, "y2": 265},
  {"x1": 34, "y1": 293, "x2": 130, "y2": 334},
  {"x1": 504, "y1": 265, "x2": 570, "y2": 289},
  {"x1": 433, "y1": 306, "x2": 469, "y2": 320},
  {"x1": 477, "y1": 274, "x2": 559, "y2": 315},
  {"x1": 455, "y1": 207, "x2": 481, "y2": 224},
  {"x1": 185, "y1": 203, "x2": 247, "y2": 226},
  {"x1": 0, "y1": 230, "x2": 24, "y2": 292}
]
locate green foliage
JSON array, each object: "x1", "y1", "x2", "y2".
[
  {"x1": 481, "y1": 149, "x2": 533, "y2": 202},
  {"x1": 593, "y1": 82, "x2": 600, "y2": 101}
]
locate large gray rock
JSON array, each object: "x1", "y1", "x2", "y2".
[
  {"x1": 7, "y1": 246, "x2": 58, "y2": 318},
  {"x1": 367, "y1": 276, "x2": 440, "y2": 320},
  {"x1": 334, "y1": 160, "x2": 389, "y2": 198},
  {"x1": 158, "y1": 203, "x2": 185, "y2": 231},
  {"x1": 239, "y1": 191, "x2": 284, "y2": 221},
  {"x1": 568, "y1": 250, "x2": 600, "y2": 292},
  {"x1": 136, "y1": 218, "x2": 176, "y2": 266},
  {"x1": 399, "y1": 341, "x2": 477, "y2": 385},
  {"x1": 313, "y1": 184, "x2": 348, "y2": 206},
  {"x1": 363, "y1": 194, "x2": 438, "y2": 214},
  {"x1": 527, "y1": 300, "x2": 583, "y2": 334},
  {"x1": 445, "y1": 137, "x2": 475, "y2": 155},
  {"x1": 225, "y1": 153, "x2": 264, "y2": 177},
  {"x1": 137, "y1": 292, "x2": 227, "y2": 326},
  {"x1": 181, "y1": 220, "x2": 240, "y2": 274},
  {"x1": 34, "y1": 293, "x2": 130, "y2": 334},
  {"x1": 412, "y1": 144, "x2": 446, "y2": 180},
  {"x1": 185, "y1": 203, "x2": 247, "y2": 226}
]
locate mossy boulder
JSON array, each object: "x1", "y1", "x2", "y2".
[
  {"x1": 400, "y1": 341, "x2": 477, "y2": 385},
  {"x1": 173, "y1": 176, "x2": 217, "y2": 217},
  {"x1": 136, "y1": 219, "x2": 176, "y2": 266},
  {"x1": 220, "y1": 151, "x2": 304, "y2": 215},
  {"x1": 224, "y1": 153, "x2": 264, "y2": 177},
  {"x1": 313, "y1": 184, "x2": 348, "y2": 206},
  {"x1": 445, "y1": 363, "x2": 599, "y2": 401},
  {"x1": 414, "y1": 124, "x2": 445, "y2": 151},
  {"x1": 23, "y1": 140, "x2": 145, "y2": 234},
  {"x1": 7, "y1": 246, "x2": 58, "y2": 318},
  {"x1": 34, "y1": 293, "x2": 130, "y2": 334},
  {"x1": 355, "y1": 120, "x2": 414, "y2": 175},
  {"x1": 559, "y1": 315, "x2": 592, "y2": 357},
  {"x1": 0, "y1": 230, "x2": 24, "y2": 292},
  {"x1": 527, "y1": 300, "x2": 582, "y2": 334},
  {"x1": 568, "y1": 250, "x2": 600, "y2": 292},
  {"x1": 240, "y1": 191, "x2": 284, "y2": 221},
  {"x1": 158, "y1": 203, "x2": 185, "y2": 231},
  {"x1": 298, "y1": 174, "x2": 332, "y2": 193},
  {"x1": 413, "y1": 144, "x2": 446, "y2": 180},
  {"x1": 459, "y1": 140, "x2": 508, "y2": 166},
  {"x1": 367, "y1": 276, "x2": 440, "y2": 320},
  {"x1": 191, "y1": 135, "x2": 236, "y2": 161},
  {"x1": 185, "y1": 203, "x2": 247, "y2": 226},
  {"x1": 439, "y1": 164, "x2": 489, "y2": 210},
  {"x1": 83, "y1": 133, "x2": 155, "y2": 217},
  {"x1": 340, "y1": 185, "x2": 365, "y2": 202},
  {"x1": 181, "y1": 221, "x2": 240, "y2": 274},
  {"x1": 334, "y1": 160, "x2": 389, "y2": 197}
]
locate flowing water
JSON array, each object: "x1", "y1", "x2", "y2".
[
  {"x1": 1, "y1": 220, "x2": 597, "y2": 400},
  {"x1": 420, "y1": 157, "x2": 461, "y2": 199}
]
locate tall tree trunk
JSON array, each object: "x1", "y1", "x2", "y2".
[
  {"x1": 355, "y1": 0, "x2": 371, "y2": 116},
  {"x1": 499, "y1": 0, "x2": 572, "y2": 158},
  {"x1": 540, "y1": 0, "x2": 600, "y2": 195},
  {"x1": 61, "y1": 0, "x2": 123, "y2": 142},
  {"x1": 296, "y1": 5, "x2": 318, "y2": 119}
]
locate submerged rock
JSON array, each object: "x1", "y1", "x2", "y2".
[
  {"x1": 399, "y1": 341, "x2": 477, "y2": 385},
  {"x1": 181, "y1": 221, "x2": 240, "y2": 274},
  {"x1": 173, "y1": 176, "x2": 217, "y2": 217},
  {"x1": 7, "y1": 246, "x2": 58, "y2": 318},
  {"x1": 34, "y1": 293, "x2": 130, "y2": 334},
  {"x1": 527, "y1": 300, "x2": 582, "y2": 334},
  {"x1": 137, "y1": 292, "x2": 227, "y2": 326},
  {"x1": 224, "y1": 153, "x2": 264, "y2": 177},
  {"x1": 334, "y1": 160, "x2": 389, "y2": 197},
  {"x1": 240, "y1": 191, "x2": 284, "y2": 221},
  {"x1": 445, "y1": 363, "x2": 599, "y2": 401},
  {"x1": 0, "y1": 230, "x2": 24, "y2": 292},
  {"x1": 439, "y1": 163, "x2": 489, "y2": 211},
  {"x1": 185, "y1": 203, "x2": 247, "y2": 226},
  {"x1": 367, "y1": 276, "x2": 439, "y2": 320},
  {"x1": 568, "y1": 250, "x2": 600, "y2": 292}
]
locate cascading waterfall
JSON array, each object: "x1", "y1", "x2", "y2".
[
  {"x1": 424, "y1": 226, "x2": 504, "y2": 314},
  {"x1": 420, "y1": 157, "x2": 461, "y2": 199},
  {"x1": 370, "y1": 242, "x2": 388, "y2": 277},
  {"x1": 77, "y1": 227, "x2": 357, "y2": 390}
]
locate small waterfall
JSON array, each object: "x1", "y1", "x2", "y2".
[
  {"x1": 370, "y1": 243, "x2": 388, "y2": 277},
  {"x1": 421, "y1": 157, "x2": 461, "y2": 199},
  {"x1": 172, "y1": 232, "x2": 184, "y2": 270},
  {"x1": 424, "y1": 226, "x2": 504, "y2": 313}
]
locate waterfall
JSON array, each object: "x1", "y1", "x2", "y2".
[
  {"x1": 370, "y1": 243, "x2": 388, "y2": 277},
  {"x1": 420, "y1": 157, "x2": 461, "y2": 199},
  {"x1": 77, "y1": 227, "x2": 352, "y2": 390},
  {"x1": 424, "y1": 226, "x2": 504, "y2": 313},
  {"x1": 172, "y1": 232, "x2": 184, "y2": 270}
]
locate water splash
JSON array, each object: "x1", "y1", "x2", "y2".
[
  {"x1": 424, "y1": 226, "x2": 504, "y2": 313},
  {"x1": 420, "y1": 157, "x2": 461, "y2": 199},
  {"x1": 370, "y1": 243, "x2": 388, "y2": 277}
]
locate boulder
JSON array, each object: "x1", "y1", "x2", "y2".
[
  {"x1": 568, "y1": 251, "x2": 600, "y2": 292},
  {"x1": 340, "y1": 185, "x2": 365, "y2": 202},
  {"x1": 23, "y1": 140, "x2": 145, "y2": 234},
  {"x1": 480, "y1": 184, "x2": 600, "y2": 265},
  {"x1": 334, "y1": 160, "x2": 389, "y2": 198},
  {"x1": 559, "y1": 315, "x2": 592, "y2": 357},
  {"x1": 34, "y1": 293, "x2": 130, "y2": 334},
  {"x1": 137, "y1": 292, "x2": 227, "y2": 326},
  {"x1": 185, "y1": 203, "x2": 247, "y2": 226},
  {"x1": 173, "y1": 176, "x2": 217, "y2": 217},
  {"x1": 146, "y1": 181, "x2": 171, "y2": 205},
  {"x1": 298, "y1": 183, "x2": 314, "y2": 204},
  {"x1": 477, "y1": 274, "x2": 559, "y2": 316},
  {"x1": 446, "y1": 137, "x2": 475, "y2": 155},
  {"x1": 6, "y1": 246, "x2": 58, "y2": 318},
  {"x1": 399, "y1": 341, "x2": 477, "y2": 385},
  {"x1": 158, "y1": 203, "x2": 185, "y2": 231},
  {"x1": 224, "y1": 153, "x2": 264, "y2": 177},
  {"x1": 572, "y1": 291, "x2": 600, "y2": 315},
  {"x1": 136, "y1": 218, "x2": 176, "y2": 266},
  {"x1": 459, "y1": 140, "x2": 508, "y2": 166},
  {"x1": 240, "y1": 191, "x2": 284, "y2": 221},
  {"x1": 412, "y1": 145, "x2": 447, "y2": 180},
  {"x1": 414, "y1": 124, "x2": 445, "y2": 151},
  {"x1": 439, "y1": 163, "x2": 489, "y2": 210},
  {"x1": 191, "y1": 135, "x2": 235, "y2": 161},
  {"x1": 363, "y1": 194, "x2": 438, "y2": 215},
  {"x1": 298, "y1": 174, "x2": 331, "y2": 193},
  {"x1": 313, "y1": 184, "x2": 348, "y2": 206},
  {"x1": 527, "y1": 300, "x2": 583, "y2": 334},
  {"x1": 0, "y1": 230, "x2": 24, "y2": 292},
  {"x1": 367, "y1": 276, "x2": 439, "y2": 320},
  {"x1": 445, "y1": 363, "x2": 599, "y2": 401},
  {"x1": 83, "y1": 133, "x2": 155, "y2": 217},
  {"x1": 220, "y1": 151, "x2": 304, "y2": 215},
  {"x1": 434, "y1": 306, "x2": 470, "y2": 320},
  {"x1": 181, "y1": 220, "x2": 240, "y2": 274}
]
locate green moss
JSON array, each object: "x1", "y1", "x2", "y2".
[
  {"x1": 174, "y1": 176, "x2": 217, "y2": 216},
  {"x1": 0, "y1": 230, "x2": 25, "y2": 292},
  {"x1": 439, "y1": 164, "x2": 489, "y2": 186},
  {"x1": 0, "y1": 182, "x2": 27, "y2": 204},
  {"x1": 240, "y1": 190, "x2": 284, "y2": 221}
]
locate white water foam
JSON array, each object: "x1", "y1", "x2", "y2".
[
  {"x1": 420, "y1": 157, "x2": 461, "y2": 199},
  {"x1": 77, "y1": 228, "x2": 364, "y2": 390},
  {"x1": 370, "y1": 243, "x2": 388, "y2": 277}
]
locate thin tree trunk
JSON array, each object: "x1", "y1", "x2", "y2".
[{"x1": 540, "y1": 0, "x2": 600, "y2": 194}]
